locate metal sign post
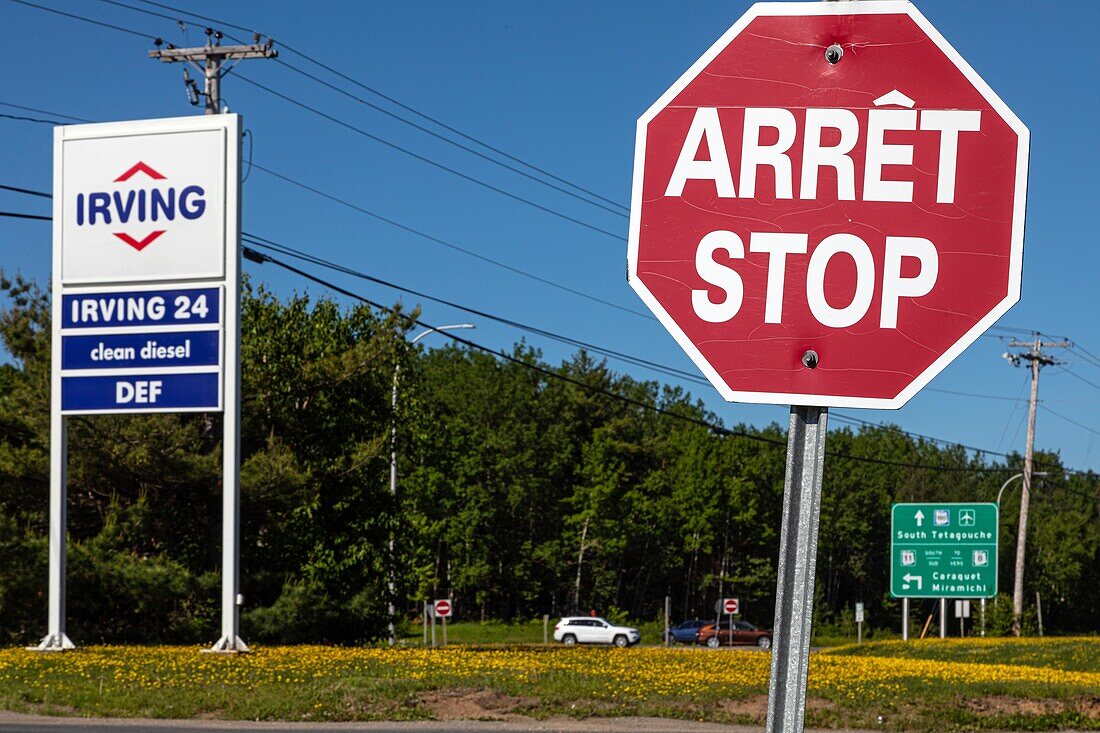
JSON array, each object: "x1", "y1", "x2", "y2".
[
  {"x1": 625, "y1": 3, "x2": 1029, "y2": 731},
  {"x1": 765, "y1": 407, "x2": 827, "y2": 733}
]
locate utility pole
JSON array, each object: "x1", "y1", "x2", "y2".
[
  {"x1": 149, "y1": 28, "x2": 276, "y2": 114},
  {"x1": 1003, "y1": 335, "x2": 1069, "y2": 636}
]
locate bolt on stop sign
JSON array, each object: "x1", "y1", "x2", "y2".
[{"x1": 627, "y1": 1, "x2": 1029, "y2": 409}]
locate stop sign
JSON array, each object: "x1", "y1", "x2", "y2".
[{"x1": 627, "y1": 2, "x2": 1028, "y2": 409}]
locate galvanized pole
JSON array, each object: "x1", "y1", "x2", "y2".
[
  {"x1": 764, "y1": 406, "x2": 827, "y2": 733},
  {"x1": 387, "y1": 369, "x2": 399, "y2": 646},
  {"x1": 902, "y1": 598, "x2": 909, "y2": 641},
  {"x1": 212, "y1": 114, "x2": 245, "y2": 652},
  {"x1": 664, "y1": 596, "x2": 671, "y2": 648}
]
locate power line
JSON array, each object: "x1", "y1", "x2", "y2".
[
  {"x1": 0, "y1": 100, "x2": 91, "y2": 123},
  {"x1": 0, "y1": 199, "x2": 1089, "y2": 478},
  {"x1": 127, "y1": 0, "x2": 629, "y2": 214},
  {"x1": 269, "y1": 57, "x2": 628, "y2": 219},
  {"x1": 242, "y1": 232, "x2": 701, "y2": 385},
  {"x1": 0, "y1": 210, "x2": 50, "y2": 221},
  {"x1": 243, "y1": 247, "x2": 1049, "y2": 475},
  {"x1": 1039, "y1": 405, "x2": 1100, "y2": 439},
  {"x1": 0, "y1": 99, "x2": 650, "y2": 319},
  {"x1": 1055, "y1": 367, "x2": 1100, "y2": 395},
  {"x1": 234, "y1": 73, "x2": 623, "y2": 241},
  {"x1": 0, "y1": 112, "x2": 62, "y2": 126},
  {"x1": 7, "y1": 0, "x2": 154, "y2": 39},
  {"x1": 922, "y1": 386, "x2": 1026, "y2": 403},
  {"x1": 249, "y1": 163, "x2": 649, "y2": 318},
  {"x1": 0, "y1": 184, "x2": 51, "y2": 199},
  {"x1": 19, "y1": 1, "x2": 631, "y2": 243},
  {"x1": 0, "y1": 190, "x2": 1090, "y2": 473}
]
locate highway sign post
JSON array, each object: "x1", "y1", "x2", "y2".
[
  {"x1": 434, "y1": 599, "x2": 452, "y2": 647},
  {"x1": 891, "y1": 503, "x2": 998, "y2": 599},
  {"x1": 627, "y1": 3, "x2": 1027, "y2": 732},
  {"x1": 41, "y1": 115, "x2": 243, "y2": 652}
]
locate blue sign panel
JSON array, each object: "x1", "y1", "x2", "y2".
[
  {"x1": 61, "y1": 287, "x2": 220, "y2": 329},
  {"x1": 61, "y1": 372, "x2": 220, "y2": 413},
  {"x1": 62, "y1": 330, "x2": 220, "y2": 370}
]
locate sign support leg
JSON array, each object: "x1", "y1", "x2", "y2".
[
  {"x1": 902, "y1": 598, "x2": 909, "y2": 641},
  {"x1": 34, "y1": 412, "x2": 74, "y2": 651},
  {"x1": 765, "y1": 406, "x2": 827, "y2": 733},
  {"x1": 939, "y1": 598, "x2": 946, "y2": 639},
  {"x1": 210, "y1": 142, "x2": 246, "y2": 653}
]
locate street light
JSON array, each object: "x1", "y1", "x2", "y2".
[
  {"x1": 387, "y1": 324, "x2": 474, "y2": 645},
  {"x1": 996, "y1": 471, "x2": 1048, "y2": 507}
]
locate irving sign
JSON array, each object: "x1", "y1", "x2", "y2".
[
  {"x1": 54, "y1": 116, "x2": 239, "y2": 413},
  {"x1": 40, "y1": 114, "x2": 245, "y2": 653}
]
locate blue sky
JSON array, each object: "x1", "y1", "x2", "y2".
[{"x1": 2, "y1": 0, "x2": 1099, "y2": 474}]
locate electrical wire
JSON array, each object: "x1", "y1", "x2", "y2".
[
  {"x1": 127, "y1": 0, "x2": 629, "y2": 214},
  {"x1": 0, "y1": 100, "x2": 91, "y2": 123},
  {"x1": 0, "y1": 187, "x2": 1089, "y2": 473},
  {"x1": 243, "y1": 247, "x2": 1057, "y2": 476},
  {"x1": 269, "y1": 56, "x2": 628, "y2": 219},
  {"x1": 19, "y1": 1, "x2": 627, "y2": 241},
  {"x1": 0, "y1": 211, "x2": 50, "y2": 221},
  {"x1": 0, "y1": 184, "x2": 51, "y2": 199},
  {"x1": 0, "y1": 112, "x2": 62, "y2": 126},
  {"x1": 0, "y1": 197, "x2": 1091, "y2": 478},
  {"x1": 233, "y1": 73, "x2": 623, "y2": 241},
  {"x1": 241, "y1": 233, "x2": 704, "y2": 385},
  {"x1": 249, "y1": 163, "x2": 649, "y2": 318},
  {"x1": 1039, "y1": 405, "x2": 1100, "y2": 438},
  {"x1": 7, "y1": 0, "x2": 154, "y2": 39}
]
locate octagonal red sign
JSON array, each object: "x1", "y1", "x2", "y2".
[{"x1": 627, "y1": 1, "x2": 1028, "y2": 409}]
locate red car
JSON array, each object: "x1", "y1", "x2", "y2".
[{"x1": 696, "y1": 621, "x2": 773, "y2": 649}]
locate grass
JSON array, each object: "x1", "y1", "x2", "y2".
[{"x1": 0, "y1": 638, "x2": 1095, "y2": 730}]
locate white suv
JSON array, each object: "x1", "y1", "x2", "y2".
[{"x1": 553, "y1": 617, "x2": 641, "y2": 647}]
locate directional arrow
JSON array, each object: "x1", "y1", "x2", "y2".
[
  {"x1": 914, "y1": 510, "x2": 925, "y2": 527},
  {"x1": 902, "y1": 573, "x2": 923, "y2": 590}
]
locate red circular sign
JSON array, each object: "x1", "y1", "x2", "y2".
[
  {"x1": 434, "y1": 599, "x2": 452, "y2": 617},
  {"x1": 628, "y1": 3, "x2": 1028, "y2": 409},
  {"x1": 723, "y1": 598, "x2": 739, "y2": 614}
]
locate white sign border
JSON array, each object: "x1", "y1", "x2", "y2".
[{"x1": 626, "y1": 0, "x2": 1030, "y2": 410}]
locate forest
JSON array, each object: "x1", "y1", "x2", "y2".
[{"x1": 1, "y1": 275, "x2": 1097, "y2": 644}]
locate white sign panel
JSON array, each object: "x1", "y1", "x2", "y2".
[
  {"x1": 58, "y1": 120, "x2": 229, "y2": 285},
  {"x1": 53, "y1": 114, "x2": 239, "y2": 415}
]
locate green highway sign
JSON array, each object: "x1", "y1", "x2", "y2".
[{"x1": 890, "y1": 503, "x2": 998, "y2": 599}]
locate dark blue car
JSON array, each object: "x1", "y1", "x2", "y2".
[{"x1": 664, "y1": 619, "x2": 710, "y2": 644}]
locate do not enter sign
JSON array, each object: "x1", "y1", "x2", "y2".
[
  {"x1": 628, "y1": 2, "x2": 1028, "y2": 408},
  {"x1": 723, "y1": 598, "x2": 740, "y2": 615},
  {"x1": 433, "y1": 599, "x2": 452, "y2": 618}
]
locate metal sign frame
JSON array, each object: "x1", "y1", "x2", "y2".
[{"x1": 38, "y1": 114, "x2": 244, "y2": 652}]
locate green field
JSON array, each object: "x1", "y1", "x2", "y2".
[{"x1": 0, "y1": 637, "x2": 1095, "y2": 730}]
